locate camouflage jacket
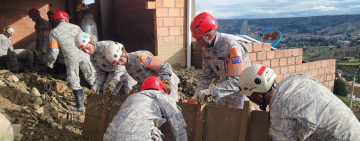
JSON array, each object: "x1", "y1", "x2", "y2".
[
  {"x1": 269, "y1": 74, "x2": 360, "y2": 141},
  {"x1": 103, "y1": 90, "x2": 187, "y2": 141},
  {"x1": 194, "y1": 32, "x2": 251, "y2": 99},
  {"x1": 81, "y1": 14, "x2": 98, "y2": 42},
  {"x1": 35, "y1": 17, "x2": 52, "y2": 53},
  {"x1": 0, "y1": 34, "x2": 14, "y2": 57},
  {"x1": 8, "y1": 49, "x2": 34, "y2": 69}
]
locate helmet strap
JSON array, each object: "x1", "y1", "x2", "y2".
[{"x1": 259, "y1": 81, "x2": 277, "y2": 111}]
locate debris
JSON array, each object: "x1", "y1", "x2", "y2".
[
  {"x1": 7, "y1": 75, "x2": 19, "y2": 83},
  {"x1": 53, "y1": 82, "x2": 68, "y2": 93},
  {"x1": 31, "y1": 87, "x2": 41, "y2": 96}
]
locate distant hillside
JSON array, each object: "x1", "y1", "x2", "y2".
[{"x1": 217, "y1": 14, "x2": 360, "y2": 36}]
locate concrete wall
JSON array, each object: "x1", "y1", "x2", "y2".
[
  {"x1": 192, "y1": 43, "x2": 337, "y2": 91},
  {"x1": 0, "y1": 0, "x2": 66, "y2": 49}
]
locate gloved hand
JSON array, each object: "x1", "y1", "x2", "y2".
[
  {"x1": 105, "y1": 79, "x2": 118, "y2": 94},
  {"x1": 161, "y1": 79, "x2": 171, "y2": 94},
  {"x1": 198, "y1": 89, "x2": 211, "y2": 104},
  {"x1": 182, "y1": 98, "x2": 198, "y2": 104},
  {"x1": 89, "y1": 88, "x2": 97, "y2": 94}
]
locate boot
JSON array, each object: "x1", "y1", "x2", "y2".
[
  {"x1": 60, "y1": 64, "x2": 66, "y2": 74},
  {"x1": 68, "y1": 89, "x2": 85, "y2": 112}
]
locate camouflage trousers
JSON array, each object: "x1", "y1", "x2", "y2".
[{"x1": 65, "y1": 58, "x2": 96, "y2": 90}]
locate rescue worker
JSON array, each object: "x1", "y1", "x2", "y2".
[
  {"x1": 47, "y1": 11, "x2": 96, "y2": 111},
  {"x1": 28, "y1": 8, "x2": 52, "y2": 67},
  {"x1": 187, "y1": 12, "x2": 251, "y2": 109},
  {"x1": 74, "y1": 32, "x2": 136, "y2": 95},
  {"x1": 76, "y1": 4, "x2": 98, "y2": 42},
  {"x1": 0, "y1": 27, "x2": 14, "y2": 70},
  {"x1": 47, "y1": 10, "x2": 57, "y2": 28},
  {"x1": 103, "y1": 76, "x2": 187, "y2": 141},
  {"x1": 8, "y1": 49, "x2": 35, "y2": 73},
  {"x1": 238, "y1": 64, "x2": 360, "y2": 140},
  {"x1": 104, "y1": 43, "x2": 180, "y2": 101},
  {"x1": 0, "y1": 112, "x2": 13, "y2": 141}
]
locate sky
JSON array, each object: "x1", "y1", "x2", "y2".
[{"x1": 84, "y1": 0, "x2": 360, "y2": 19}]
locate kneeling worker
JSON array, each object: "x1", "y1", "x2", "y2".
[
  {"x1": 238, "y1": 64, "x2": 360, "y2": 140},
  {"x1": 8, "y1": 49, "x2": 35, "y2": 73},
  {"x1": 103, "y1": 76, "x2": 187, "y2": 141}
]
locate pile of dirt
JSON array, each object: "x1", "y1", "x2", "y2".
[{"x1": 0, "y1": 70, "x2": 89, "y2": 141}]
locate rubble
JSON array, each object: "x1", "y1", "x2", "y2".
[
  {"x1": 31, "y1": 87, "x2": 41, "y2": 96},
  {"x1": 7, "y1": 75, "x2": 19, "y2": 83}
]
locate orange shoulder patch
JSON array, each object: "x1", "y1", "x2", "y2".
[
  {"x1": 140, "y1": 55, "x2": 162, "y2": 72},
  {"x1": 49, "y1": 41, "x2": 59, "y2": 48},
  {"x1": 228, "y1": 48, "x2": 246, "y2": 76}
]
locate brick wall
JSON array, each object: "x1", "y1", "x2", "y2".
[
  {"x1": 191, "y1": 42, "x2": 336, "y2": 91},
  {"x1": 153, "y1": 0, "x2": 187, "y2": 68},
  {"x1": 0, "y1": 0, "x2": 66, "y2": 49},
  {"x1": 114, "y1": 0, "x2": 156, "y2": 54}
]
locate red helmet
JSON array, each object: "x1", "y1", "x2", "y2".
[
  {"x1": 141, "y1": 76, "x2": 168, "y2": 94},
  {"x1": 54, "y1": 10, "x2": 70, "y2": 21},
  {"x1": 28, "y1": 8, "x2": 40, "y2": 18},
  {"x1": 190, "y1": 12, "x2": 218, "y2": 38},
  {"x1": 47, "y1": 10, "x2": 54, "y2": 15}
]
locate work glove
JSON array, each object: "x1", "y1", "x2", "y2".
[
  {"x1": 161, "y1": 79, "x2": 171, "y2": 94},
  {"x1": 105, "y1": 79, "x2": 118, "y2": 95},
  {"x1": 182, "y1": 98, "x2": 198, "y2": 104},
  {"x1": 198, "y1": 89, "x2": 211, "y2": 104}
]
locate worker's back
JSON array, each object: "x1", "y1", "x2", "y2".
[{"x1": 269, "y1": 74, "x2": 360, "y2": 140}]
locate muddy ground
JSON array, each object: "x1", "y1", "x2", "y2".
[{"x1": 0, "y1": 66, "x2": 219, "y2": 141}]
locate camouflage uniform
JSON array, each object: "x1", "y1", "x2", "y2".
[
  {"x1": 8, "y1": 49, "x2": 34, "y2": 72},
  {"x1": 0, "y1": 34, "x2": 14, "y2": 61},
  {"x1": 194, "y1": 32, "x2": 251, "y2": 108},
  {"x1": 35, "y1": 17, "x2": 52, "y2": 64},
  {"x1": 269, "y1": 74, "x2": 360, "y2": 141},
  {"x1": 81, "y1": 13, "x2": 98, "y2": 42},
  {"x1": 47, "y1": 22, "x2": 96, "y2": 90},
  {"x1": 125, "y1": 51, "x2": 180, "y2": 101},
  {"x1": 103, "y1": 90, "x2": 187, "y2": 141},
  {"x1": 91, "y1": 41, "x2": 136, "y2": 95}
]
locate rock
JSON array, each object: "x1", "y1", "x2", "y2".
[
  {"x1": 31, "y1": 87, "x2": 41, "y2": 96},
  {"x1": 53, "y1": 135, "x2": 59, "y2": 141},
  {"x1": 32, "y1": 104, "x2": 40, "y2": 110},
  {"x1": 36, "y1": 107, "x2": 44, "y2": 115},
  {"x1": 19, "y1": 87, "x2": 29, "y2": 94},
  {"x1": 190, "y1": 66, "x2": 196, "y2": 70},
  {"x1": 3, "y1": 113, "x2": 14, "y2": 123},
  {"x1": 33, "y1": 97, "x2": 43, "y2": 105},
  {"x1": 12, "y1": 124, "x2": 22, "y2": 134},
  {"x1": 53, "y1": 82, "x2": 68, "y2": 93},
  {"x1": 26, "y1": 119, "x2": 37, "y2": 123},
  {"x1": 14, "y1": 133, "x2": 23, "y2": 141},
  {"x1": 51, "y1": 122, "x2": 58, "y2": 129},
  {"x1": 7, "y1": 75, "x2": 19, "y2": 83},
  {"x1": 0, "y1": 108, "x2": 4, "y2": 113},
  {"x1": 14, "y1": 73, "x2": 24, "y2": 80},
  {"x1": 47, "y1": 118, "x2": 54, "y2": 124}
]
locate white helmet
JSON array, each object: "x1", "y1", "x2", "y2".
[
  {"x1": 105, "y1": 42, "x2": 124, "y2": 65},
  {"x1": 238, "y1": 64, "x2": 277, "y2": 96},
  {"x1": 5, "y1": 27, "x2": 14, "y2": 35},
  {"x1": 76, "y1": 4, "x2": 89, "y2": 12},
  {"x1": 74, "y1": 32, "x2": 91, "y2": 49}
]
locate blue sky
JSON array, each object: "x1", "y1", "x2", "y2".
[{"x1": 84, "y1": 0, "x2": 360, "y2": 19}]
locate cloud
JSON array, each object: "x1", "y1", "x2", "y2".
[{"x1": 195, "y1": 0, "x2": 360, "y2": 19}]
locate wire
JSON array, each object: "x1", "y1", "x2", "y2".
[{"x1": 0, "y1": 76, "x2": 40, "y2": 97}]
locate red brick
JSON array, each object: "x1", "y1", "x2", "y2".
[
  {"x1": 169, "y1": 8, "x2": 180, "y2": 16},
  {"x1": 318, "y1": 68, "x2": 324, "y2": 75},
  {"x1": 176, "y1": 36, "x2": 184, "y2": 43},
  {"x1": 332, "y1": 59, "x2": 336, "y2": 66},
  {"x1": 164, "y1": 36, "x2": 176, "y2": 42},
  {"x1": 273, "y1": 67, "x2": 280, "y2": 75},
  {"x1": 180, "y1": 8, "x2": 185, "y2": 17},
  {"x1": 262, "y1": 60, "x2": 271, "y2": 67},
  {"x1": 146, "y1": 1, "x2": 156, "y2": 9},
  {"x1": 302, "y1": 63, "x2": 309, "y2": 71},
  {"x1": 331, "y1": 66, "x2": 336, "y2": 73},
  {"x1": 315, "y1": 76, "x2": 320, "y2": 81},
  {"x1": 253, "y1": 43, "x2": 262, "y2": 52},
  {"x1": 306, "y1": 70, "x2": 312, "y2": 76},
  {"x1": 257, "y1": 52, "x2": 266, "y2": 60},
  {"x1": 281, "y1": 66, "x2": 288, "y2": 74},
  {"x1": 325, "y1": 67, "x2": 331, "y2": 74},
  {"x1": 175, "y1": 0, "x2": 185, "y2": 7},
  {"x1": 321, "y1": 60, "x2": 327, "y2": 68},
  {"x1": 156, "y1": 8, "x2": 168, "y2": 17},
  {"x1": 315, "y1": 61, "x2": 321, "y2": 69},
  {"x1": 291, "y1": 49, "x2": 299, "y2": 56},
  {"x1": 271, "y1": 59, "x2": 279, "y2": 67},
  {"x1": 157, "y1": 27, "x2": 168, "y2": 36},
  {"x1": 309, "y1": 62, "x2": 315, "y2": 70},
  {"x1": 247, "y1": 44, "x2": 253, "y2": 52},
  {"x1": 326, "y1": 74, "x2": 332, "y2": 81},
  {"x1": 267, "y1": 51, "x2": 275, "y2": 59},
  {"x1": 320, "y1": 75, "x2": 326, "y2": 82},
  {"x1": 276, "y1": 75, "x2": 284, "y2": 83},
  {"x1": 276, "y1": 50, "x2": 283, "y2": 58},
  {"x1": 288, "y1": 66, "x2": 295, "y2": 73},
  {"x1": 296, "y1": 57, "x2": 302, "y2": 64},
  {"x1": 299, "y1": 48, "x2": 303, "y2": 56},
  {"x1": 284, "y1": 74, "x2": 290, "y2": 78},
  {"x1": 263, "y1": 43, "x2": 271, "y2": 51},
  {"x1": 296, "y1": 64, "x2": 302, "y2": 72},
  {"x1": 323, "y1": 82, "x2": 329, "y2": 88},
  {"x1": 288, "y1": 57, "x2": 295, "y2": 65},
  {"x1": 252, "y1": 61, "x2": 261, "y2": 65},
  {"x1": 156, "y1": 18, "x2": 163, "y2": 27},
  {"x1": 163, "y1": 18, "x2": 174, "y2": 26},
  {"x1": 175, "y1": 18, "x2": 185, "y2": 26},
  {"x1": 157, "y1": 37, "x2": 164, "y2": 45},
  {"x1": 280, "y1": 58, "x2": 287, "y2": 66},
  {"x1": 163, "y1": 0, "x2": 175, "y2": 7},
  {"x1": 170, "y1": 27, "x2": 180, "y2": 35},
  {"x1": 312, "y1": 69, "x2": 318, "y2": 77},
  {"x1": 284, "y1": 49, "x2": 292, "y2": 57},
  {"x1": 249, "y1": 53, "x2": 257, "y2": 61},
  {"x1": 327, "y1": 60, "x2": 332, "y2": 67},
  {"x1": 156, "y1": 0, "x2": 162, "y2": 7}
]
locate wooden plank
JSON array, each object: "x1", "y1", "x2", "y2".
[
  {"x1": 98, "y1": 94, "x2": 111, "y2": 141},
  {"x1": 248, "y1": 111, "x2": 270, "y2": 141},
  {"x1": 82, "y1": 115, "x2": 102, "y2": 140},
  {"x1": 194, "y1": 104, "x2": 206, "y2": 141},
  {"x1": 203, "y1": 106, "x2": 243, "y2": 141},
  {"x1": 239, "y1": 101, "x2": 252, "y2": 141},
  {"x1": 85, "y1": 94, "x2": 107, "y2": 117},
  {"x1": 104, "y1": 95, "x2": 130, "y2": 133}
]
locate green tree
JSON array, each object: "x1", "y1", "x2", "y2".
[
  {"x1": 333, "y1": 79, "x2": 348, "y2": 96},
  {"x1": 337, "y1": 44, "x2": 341, "y2": 49}
]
